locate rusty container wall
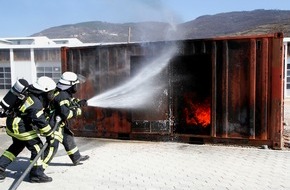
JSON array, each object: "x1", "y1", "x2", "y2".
[
  {"x1": 61, "y1": 33, "x2": 284, "y2": 148},
  {"x1": 209, "y1": 34, "x2": 284, "y2": 149}
]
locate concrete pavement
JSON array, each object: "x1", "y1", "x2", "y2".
[{"x1": 1, "y1": 129, "x2": 290, "y2": 190}]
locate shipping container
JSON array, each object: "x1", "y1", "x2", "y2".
[{"x1": 61, "y1": 33, "x2": 284, "y2": 149}]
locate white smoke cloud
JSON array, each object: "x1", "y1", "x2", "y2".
[{"x1": 103, "y1": 0, "x2": 183, "y2": 24}]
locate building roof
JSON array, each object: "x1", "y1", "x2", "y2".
[{"x1": 0, "y1": 36, "x2": 92, "y2": 49}]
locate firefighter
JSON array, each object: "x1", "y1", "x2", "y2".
[
  {"x1": 44, "y1": 71, "x2": 89, "y2": 166},
  {"x1": 0, "y1": 76, "x2": 56, "y2": 183}
]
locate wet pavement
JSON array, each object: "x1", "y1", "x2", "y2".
[{"x1": 1, "y1": 129, "x2": 290, "y2": 190}]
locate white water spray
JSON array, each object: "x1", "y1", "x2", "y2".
[{"x1": 87, "y1": 47, "x2": 177, "y2": 109}]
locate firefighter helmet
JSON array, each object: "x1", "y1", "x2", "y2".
[
  {"x1": 32, "y1": 76, "x2": 56, "y2": 92},
  {"x1": 57, "y1": 71, "x2": 80, "y2": 90}
]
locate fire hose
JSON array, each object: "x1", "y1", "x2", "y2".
[{"x1": 9, "y1": 116, "x2": 62, "y2": 190}]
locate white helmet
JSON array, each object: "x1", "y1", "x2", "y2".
[
  {"x1": 33, "y1": 76, "x2": 56, "y2": 92},
  {"x1": 57, "y1": 71, "x2": 80, "y2": 90}
]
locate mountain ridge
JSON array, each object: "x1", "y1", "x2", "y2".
[{"x1": 32, "y1": 9, "x2": 290, "y2": 43}]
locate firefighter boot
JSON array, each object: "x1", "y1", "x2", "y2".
[
  {"x1": 0, "y1": 152, "x2": 13, "y2": 181},
  {"x1": 30, "y1": 166, "x2": 52, "y2": 183},
  {"x1": 73, "y1": 155, "x2": 90, "y2": 166},
  {"x1": 0, "y1": 167, "x2": 5, "y2": 180},
  {"x1": 29, "y1": 173, "x2": 52, "y2": 183}
]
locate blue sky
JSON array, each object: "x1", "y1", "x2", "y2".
[{"x1": 0, "y1": 0, "x2": 290, "y2": 37}]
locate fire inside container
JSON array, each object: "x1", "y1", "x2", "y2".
[{"x1": 171, "y1": 55, "x2": 212, "y2": 135}]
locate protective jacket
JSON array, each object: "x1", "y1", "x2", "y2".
[
  {"x1": 6, "y1": 93, "x2": 53, "y2": 140},
  {"x1": 49, "y1": 89, "x2": 81, "y2": 141}
]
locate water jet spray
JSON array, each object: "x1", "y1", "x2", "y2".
[{"x1": 87, "y1": 46, "x2": 177, "y2": 109}]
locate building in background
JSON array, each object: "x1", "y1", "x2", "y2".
[
  {"x1": 0, "y1": 36, "x2": 86, "y2": 93},
  {"x1": 284, "y1": 38, "x2": 290, "y2": 98}
]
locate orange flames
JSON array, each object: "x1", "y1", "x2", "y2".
[{"x1": 183, "y1": 95, "x2": 211, "y2": 127}]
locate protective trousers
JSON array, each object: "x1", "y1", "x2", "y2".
[
  {"x1": 63, "y1": 127, "x2": 82, "y2": 163},
  {"x1": 43, "y1": 125, "x2": 81, "y2": 165},
  {"x1": 0, "y1": 137, "x2": 45, "y2": 177}
]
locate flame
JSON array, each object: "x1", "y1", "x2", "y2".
[{"x1": 183, "y1": 95, "x2": 211, "y2": 127}]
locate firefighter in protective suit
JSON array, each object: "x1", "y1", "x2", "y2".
[
  {"x1": 0, "y1": 76, "x2": 56, "y2": 183},
  {"x1": 44, "y1": 71, "x2": 89, "y2": 166}
]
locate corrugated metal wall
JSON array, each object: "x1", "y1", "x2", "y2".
[{"x1": 62, "y1": 33, "x2": 284, "y2": 149}]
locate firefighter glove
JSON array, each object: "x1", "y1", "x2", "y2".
[
  {"x1": 73, "y1": 107, "x2": 82, "y2": 117},
  {"x1": 78, "y1": 99, "x2": 87, "y2": 107}
]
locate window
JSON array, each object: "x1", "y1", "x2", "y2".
[
  {"x1": 14, "y1": 49, "x2": 31, "y2": 61},
  {"x1": 0, "y1": 50, "x2": 10, "y2": 62},
  {"x1": 34, "y1": 49, "x2": 61, "y2": 62},
  {"x1": 0, "y1": 67, "x2": 11, "y2": 89},
  {"x1": 35, "y1": 48, "x2": 62, "y2": 83},
  {"x1": 286, "y1": 58, "x2": 290, "y2": 92},
  {"x1": 37, "y1": 66, "x2": 61, "y2": 83}
]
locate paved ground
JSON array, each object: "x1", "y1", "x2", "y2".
[{"x1": 1, "y1": 129, "x2": 290, "y2": 190}]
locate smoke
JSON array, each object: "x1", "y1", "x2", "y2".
[
  {"x1": 106, "y1": 0, "x2": 183, "y2": 24},
  {"x1": 103, "y1": 0, "x2": 183, "y2": 41},
  {"x1": 87, "y1": 46, "x2": 177, "y2": 109},
  {"x1": 133, "y1": 0, "x2": 184, "y2": 41},
  {"x1": 139, "y1": 0, "x2": 183, "y2": 40}
]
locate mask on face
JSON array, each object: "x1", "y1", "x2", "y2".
[
  {"x1": 46, "y1": 90, "x2": 55, "y2": 102},
  {"x1": 69, "y1": 85, "x2": 77, "y2": 94}
]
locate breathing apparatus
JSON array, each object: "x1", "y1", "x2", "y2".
[{"x1": 0, "y1": 79, "x2": 29, "y2": 117}]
